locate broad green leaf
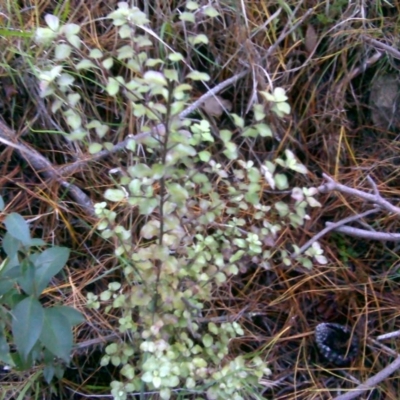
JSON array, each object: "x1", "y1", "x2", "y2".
[
  {"x1": 12, "y1": 296, "x2": 44, "y2": 361},
  {"x1": 17, "y1": 258, "x2": 36, "y2": 296},
  {"x1": 4, "y1": 213, "x2": 31, "y2": 246},
  {"x1": 43, "y1": 364, "x2": 55, "y2": 383},
  {"x1": 0, "y1": 331, "x2": 13, "y2": 365},
  {"x1": 2, "y1": 232, "x2": 21, "y2": 257},
  {"x1": 53, "y1": 305, "x2": 85, "y2": 326},
  {"x1": 39, "y1": 308, "x2": 73, "y2": 362},
  {"x1": 34, "y1": 247, "x2": 70, "y2": 294}
]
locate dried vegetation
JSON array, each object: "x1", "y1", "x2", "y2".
[{"x1": 1, "y1": 0, "x2": 400, "y2": 399}]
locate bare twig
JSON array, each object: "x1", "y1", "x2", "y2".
[
  {"x1": 293, "y1": 208, "x2": 379, "y2": 257},
  {"x1": 325, "y1": 224, "x2": 400, "y2": 241},
  {"x1": 361, "y1": 35, "x2": 400, "y2": 60},
  {"x1": 333, "y1": 356, "x2": 400, "y2": 400},
  {"x1": 376, "y1": 330, "x2": 400, "y2": 341},
  {"x1": 0, "y1": 118, "x2": 96, "y2": 216},
  {"x1": 317, "y1": 174, "x2": 400, "y2": 215},
  {"x1": 265, "y1": 8, "x2": 313, "y2": 58}
]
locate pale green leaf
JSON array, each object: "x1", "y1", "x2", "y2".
[
  {"x1": 273, "y1": 87, "x2": 288, "y2": 101},
  {"x1": 68, "y1": 93, "x2": 80, "y2": 107},
  {"x1": 179, "y1": 12, "x2": 195, "y2": 23},
  {"x1": 204, "y1": 6, "x2": 220, "y2": 17},
  {"x1": 76, "y1": 59, "x2": 96, "y2": 70},
  {"x1": 231, "y1": 113, "x2": 244, "y2": 128},
  {"x1": 189, "y1": 34, "x2": 209, "y2": 45},
  {"x1": 45, "y1": 14, "x2": 59, "y2": 31},
  {"x1": 186, "y1": 71, "x2": 210, "y2": 81},
  {"x1": 255, "y1": 123, "x2": 272, "y2": 137},
  {"x1": 66, "y1": 34, "x2": 80, "y2": 49},
  {"x1": 144, "y1": 71, "x2": 167, "y2": 86},
  {"x1": 88, "y1": 143, "x2": 103, "y2": 154},
  {"x1": 276, "y1": 102, "x2": 291, "y2": 114},
  {"x1": 106, "y1": 77, "x2": 120, "y2": 96},
  {"x1": 168, "y1": 53, "x2": 184, "y2": 62},
  {"x1": 55, "y1": 43, "x2": 72, "y2": 60},
  {"x1": 117, "y1": 45, "x2": 134, "y2": 59},
  {"x1": 103, "y1": 57, "x2": 114, "y2": 69},
  {"x1": 104, "y1": 189, "x2": 126, "y2": 202},
  {"x1": 64, "y1": 110, "x2": 82, "y2": 130},
  {"x1": 274, "y1": 173, "x2": 289, "y2": 190},
  {"x1": 186, "y1": 1, "x2": 199, "y2": 10},
  {"x1": 61, "y1": 23, "x2": 80, "y2": 36},
  {"x1": 89, "y1": 49, "x2": 103, "y2": 58}
]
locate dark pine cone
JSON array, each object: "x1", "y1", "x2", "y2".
[{"x1": 315, "y1": 323, "x2": 359, "y2": 366}]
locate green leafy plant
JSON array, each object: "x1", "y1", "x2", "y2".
[
  {"x1": 32, "y1": 2, "x2": 324, "y2": 399},
  {"x1": 0, "y1": 196, "x2": 84, "y2": 382}
]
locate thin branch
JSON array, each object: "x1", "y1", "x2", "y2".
[
  {"x1": 317, "y1": 174, "x2": 400, "y2": 215},
  {"x1": 326, "y1": 224, "x2": 400, "y2": 241},
  {"x1": 376, "y1": 330, "x2": 400, "y2": 341},
  {"x1": 293, "y1": 208, "x2": 379, "y2": 257},
  {"x1": 0, "y1": 118, "x2": 96, "y2": 216},
  {"x1": 265, "y1": 7, "x2": 313, "y2": 58},
  {"x1": 361, "y1": 35, "x2": 400, "y2": 60},
  {"x1": 333, "y1": 356, "x2": 400, "y2": 400}
]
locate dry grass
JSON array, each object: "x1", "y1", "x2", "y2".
[{"x1": 1, "y1": 0, "x2": 400, "y2": 399}]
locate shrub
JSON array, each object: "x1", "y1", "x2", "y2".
[
  {"x1": 32, "y1": 2, "x2": 324, "y2": 398},
  {"x1": 0, "y1": 196, "x2": 84, "y2": 382}
]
